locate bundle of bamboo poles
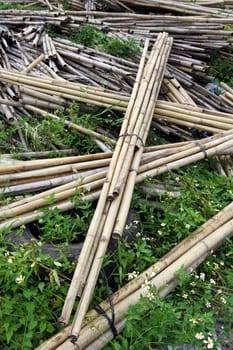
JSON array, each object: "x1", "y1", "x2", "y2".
[
  {"x1": 2, "y1": 128, "x2": 233, "y2": 232},
  {"x1": 1, "y1": 66, "x2": 233, "y2": 134},
  {"x1": 154, "y1": 100, "x2": 233, "y2": 133},
  {"x1": 53, "y1": 33, "x2": 172, "y2": 341},
  {"x1": 35, "y1": 199, "x2": 233, "y2": 350}
]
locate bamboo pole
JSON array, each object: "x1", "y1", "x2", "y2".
[{"x1": 21, "y1": 53, "x2": 45, "y2": 74}]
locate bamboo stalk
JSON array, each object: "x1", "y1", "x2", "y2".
[
  {"x1": 67, "y1": 220, "x2": 233, "y2": 348},
  {"x1": 0, "y1": 169, "x2": 107, "y2": 214},
  {"x1": 21, "y1": 53, "x2": 45, "y2": 74}
]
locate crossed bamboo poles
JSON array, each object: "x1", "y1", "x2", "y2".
[
  {"x1": 1, "y1": 128, "x2": 233, "y2": 230},
  {"x1": 35, "y1": 198, "x2": 233, "y2": 350}
]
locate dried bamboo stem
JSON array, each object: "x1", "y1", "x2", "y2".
[{"x1": 21, "y1": 53, "x2": 45, "y2": 74}]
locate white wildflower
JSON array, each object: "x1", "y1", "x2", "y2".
[
  {"x1": 16, "y1": 275, "x2": 25, "y2": 284},
  {"x1": 210, "y1": 279, "x2": 216, "y2": 285},
  {"x1": 146, "y1": 292, "x2": 155, "y2": 301},
  {"x1": 149, "y1": 271, "x2": 156, "y2": 278},
  {"x1": 204, "y1": 337, "x2": 214, "y2": 349},
  {"x1": 200, "y1": 272, "x2": 205, "y2": 281},
  {"x1": 141, "y1": 279, "x2": 151, "y2": 291},
  {"x1": 189, "y1": 317, "x2": 198, "y2": 324},
  {"x1": 195, "y1": 332, "x2": 205, "y2": 340},
  {"x1": 127, "y1": 271, "x2": 138, "y2": 280},
  {"x1": 220, "y1": 297, "x2": 227, "y2": 304}
]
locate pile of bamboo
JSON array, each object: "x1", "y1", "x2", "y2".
[
  {"x1": 1, "y1": 2, "x2": 233, "y2": 349},
  {"x1": 1, "y1": 128, "x2": 233, "y2": 232},
  {"x1": 63, "y1": 0, "x2": 233, "y2": 13},
  {"x1": 0, "y1": 9, "x2": 232, "y2": 50},
  {"x1": 1, "y1": 20, "x2": 233, "y2": 119},
  {"x1": 0, "y1": 17, "x2": 233, "y2": 117},
  {"x1": 35, "y1": 199, "x2": 233, "y2": 350},
  {"x1": 2, "y1": 67, "x2": 233, "y2": 135}
]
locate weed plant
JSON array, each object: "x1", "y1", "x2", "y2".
[
  {"x1": 208, "y1": 49, "x2": 233, "y2": 86},
  {"x1": 0, "y1": 104, "x2": 119, "y2": 155},
  {"x1": 45, "y1": 24, "x2": 141, "y2": 59},
  {"x1": 0, "y1": 234, "x2": 73, "y2": 349}
]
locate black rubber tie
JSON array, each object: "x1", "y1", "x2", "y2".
[
  {"x1": 94, "y1": 269, "x2": 117, "y2": 337},
  {"x1": 118, "y1": 132, "x2": 144, "y2": 147}
]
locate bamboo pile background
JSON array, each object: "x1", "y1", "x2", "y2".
[{"x1": 1, "y1": 1, "x2": 233, "y2": 349}]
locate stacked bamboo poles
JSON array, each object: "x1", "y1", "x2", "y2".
[
  {"x1": 0, "y1": 142, "x2": 194, "y2": 197},
  {"x1": 59, "y1": 33, "x2": 172, "y2": 340},
  {"x1": 0, "y1": 22, "x2": 232, "y2": 111},
  {"x1": 118, "y1": 0, "x2": 233, "y2": 15},
  {"x1": 220, "y1": 82, "x2": 233, "y2": 109},
  {"x1": 153, "y1": 100, "x2": 233, "y2": 133},
  {"x1": 162, "y1": 76, "x2": 196, "y2": 106},
  {"x1": 2, "y1": 66, "x2": 233, "y2": 133},
  {"x1": 35, "y1": 199, "x2": 233, "y2": 350},
  {"x1": 0, "y1": 11, "x2": 233, "y2": 51},
  {"x1": 2, "y1": 127, "x2": 233, "y2": 230}
]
